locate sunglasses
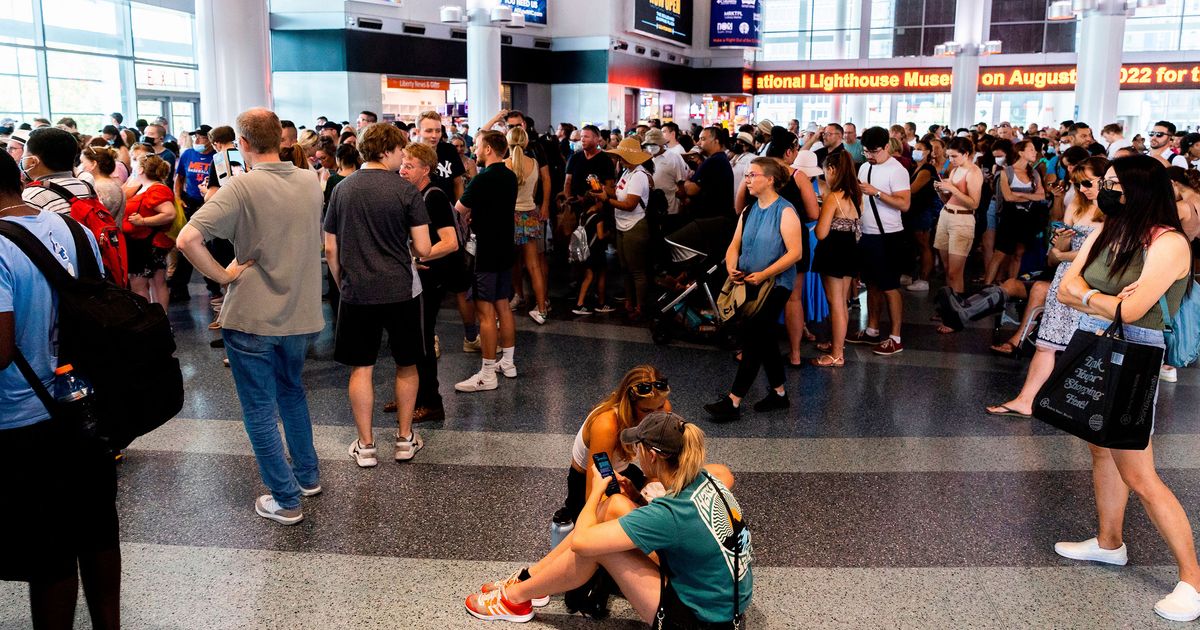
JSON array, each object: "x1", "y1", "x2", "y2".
[
  {"x1": 1079, "y1": 179, "x2": 1094, "y2": 189},
  {"x1": 1148, "y1": 131, "x2": 1169, "y2": 138},
  {"x1": 628, "y1": 379, "x2": 670, "y2": 397}
]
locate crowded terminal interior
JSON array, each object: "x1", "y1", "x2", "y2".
[{"x1": 5, "y1": 0, "x2": 1200, "y2": 628}]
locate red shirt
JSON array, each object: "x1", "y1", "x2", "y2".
[{"x1": 124, "y1": 183, "x2": 175, "y2": 248}]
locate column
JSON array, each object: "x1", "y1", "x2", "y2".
[
  {"x1": 466, "y1": 0, "x2": 503, "y2": 134},
  {"x1": 196, "y1": 0, "x2": 272, "y2": 125},
  {"x1": 948, "y1": 0, "x2": 985, "y2": 130},
  {"x1": 1075, "y1": 1, "x2": 1126, "y2": 126}
]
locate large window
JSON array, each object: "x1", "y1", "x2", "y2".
[
  {"x1": 870, "y1": 0, "x2": 956, "y2": 58},
  {"x1": 989, "y1": 0, "x2": 1077, "y2": 54},
  {"x1": 1122, "y1": 0, "x2": 1200, "y2": 51},
  {"x1": 0, "y1": 1, "x2": 197, "y2": 132},
  {"x1": 761, "y1": 0, "x2": 862, "y2": 61}
]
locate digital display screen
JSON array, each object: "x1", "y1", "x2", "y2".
[
  {"x1": 633, "y1": 0, "x2": 693, "y2": 47},
  {"x1": 499, "y1": 0, "x2": 547, "y2": 26},
  {"x1": 710, "y1": 0, "x2": 759, "y2": 48}
]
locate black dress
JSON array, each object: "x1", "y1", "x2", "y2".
[{"x1": 812, "y1": 196, "x2": 860, "y2": 279}]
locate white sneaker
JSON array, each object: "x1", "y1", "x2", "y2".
[
  {"x1": 1161, "y1": 365, "x2": 1179, "y2": 383},
  {"x1": 495, "y1": 360, "x2": 517, "y2": 378},
  {"x1": 299, "y1": 483, "x2": 322, "y2": 497},
  {"x1": 528, "y1": 309, "x2": 547, "y2": 325},
  {"x1": 906, "y1": 280, "x2": 930, "y2": 292},
  {"x1": 1053, "y1": 537, "x2": 1128, "y2": 565},
  {"x1": 509, "y1": 296, "x2": 524, "y2": 311},
  {"x1": 455, "y1": 369, "x2": 498, "y2": 392},
  {"x1": 255, "y1": 495, "x2": 303, "y2": 525},
  {"x1": 463, "y1": 336, "x2": 481, "y2": 353},
  {"x1": 348, "y1": 439, "x2": 378, "y2": 468},
  {"x1": 1156, "y1": 581, "x2": 1200, "y2": 622},
  {"x1": 395, "y1": 430, "x2": 424, "y2": 462},
  {"x1": 900, "y1": 274, "x2": 913, "y2": 286}
]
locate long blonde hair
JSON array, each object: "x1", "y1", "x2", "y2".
[
  {"x1": 583, "y1": 365, "x2": 666, "y2": 462},
  {"x1": 506, "y1": 126, "x2": 530, "y2": 186},
  {"x1": 666, "y1": 423, "x2": 706, "y2": 496}
]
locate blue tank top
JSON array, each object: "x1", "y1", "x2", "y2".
[{"x1": 737, "y1": 196, "x2": 798, "y2": 291}]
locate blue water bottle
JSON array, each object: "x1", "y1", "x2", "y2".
[
  {"x1": 53, "y1": 364, "x2": 100, "y2": 439},
  {"x1": 550, "y1": 508, "x2": 575, "y2": 551}
]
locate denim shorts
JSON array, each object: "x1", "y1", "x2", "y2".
[{"x1": 986, "y1": 199, "x2": 998, "y2": 231}]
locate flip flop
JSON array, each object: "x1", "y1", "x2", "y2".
[
  {"x1": 986, "y1": 404, "x2": 1031, "y2": 418},
  {"x1": 990, "y1": 342, "x2": 1018, "y2": 358}
]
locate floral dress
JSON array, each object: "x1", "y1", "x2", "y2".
[{"x1": 1036, "y1": 224, "x2": 1096, "y2": 350}]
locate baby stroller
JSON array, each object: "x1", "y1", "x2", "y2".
[{"x1": 651, "y1": 217, "x2": 735, "y2": 348}]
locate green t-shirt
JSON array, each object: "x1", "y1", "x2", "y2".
[{"x1": 618, "y1": 473, "x2": 752, "y2": 623}]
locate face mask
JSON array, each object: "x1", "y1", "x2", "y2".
[
  {"x1": 994, "y1": 156, "x2": 1007, "y2": 166},
  {"x1": 570, "y1": 141, "x2": 581, "y2": 152},
  {"x1": 18, "y1": 156, "x2": 33, "y2": 177},
  {"x1": 911, "y1": 150, "x2": 925, "y2": 161},
  {"x1": 1096, "y1": 188, "x2": 1125, "y2": 217},
  {"x1": 1059, "y1": 141, "x2": 1070, "y2": 152}
]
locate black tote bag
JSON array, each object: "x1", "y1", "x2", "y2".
[{"x1": 1033, "y1": 305, "x2": 1163, "y2": 450}]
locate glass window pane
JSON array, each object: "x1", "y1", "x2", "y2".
[
  {"x1": 922, "y1": 25, "x2": 954, "y2": 55},
  {"x1": 763, "y1": 0, "x2": 804, "y2": 31},
  {"x1": 762, "y1": 32, "x2": 805, "y2": 60},
  {"x1": 1134, "y1": 0, "x2": 1184, "y2": 17},
  {"x1": 138, "y1": 99, "x2": 164, "y2": 123},
  {"x1": 1123, "y1": 16, "x2": 1182, "y2": 51},
  {"x1": 0, "y1": 0, "x2": 36, "y2": 45},
  {"x1": 990, "y1": 23, "x2": 1046, "y2": 53},
  {"x1": 1187, "y1": 0, "x2": 1200, "y2": 13},
  {"x1": 1182, "y1": 15, "x2": 1200, "y2": 48},
  {"x1": 893, "y1": 0, "x2": 924, "y2": 27},
  {"x1": 925, "y1": 0, "x2": 957, "y2": 24},
  {"x1": 869, "y1": 27, "x2": 893, "y2": 57},
  {"x1": 131, "y1": 3, "x2": 195, "y2": 64},
  {"x1": 872, "y1": 0, "x2": 896, "y2": 28},
  {"x1": 135, "y1": 62, "x2": 197, "y2": 92},
  {"x1": 42, "y1": 0, "x2": 124, "y2": 54},
  {"x1": 46, "y1": 50, "x2": 122, "y2": 134},
  {"x1": 1044, "y1": 21, "x2": 1078, "y2": 53},
  {"x1": 992, "y1": 0, "x2": 1046, "y2": 23},
  {"x1": 809, "y1": 29, "x2": 860, "y2": 60},
  {"x1": 892, "y1": 26, "x2": 923, "y2": 57},
  {"x1": 811, "y1": 0, "x2": 860, "y2": 30},
  {"x1": 171, "y1": 101, "x2": 194, "y2": 137}
]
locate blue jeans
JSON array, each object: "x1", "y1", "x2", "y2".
[{"x1": 223, "y1": 329, "x2": 320, "y2": 509}]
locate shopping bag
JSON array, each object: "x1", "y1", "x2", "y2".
[{"x1": 1033, "y1": 305, "x2": 1163, "y2": 450}]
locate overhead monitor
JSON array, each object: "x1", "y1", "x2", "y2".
[
  {"x1": 499, "y1": 0, "x2": 547, "y2": 26},
  {"x1": 710, "y1": 0, "x2": 760, "y2": 48},
  {"x1": 632, "y1": 0, "x2": 693, "y2": 47}
]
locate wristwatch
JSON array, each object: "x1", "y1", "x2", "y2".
[{"x1": 873, "y1": 192, "x2": 882, "y2": 200}]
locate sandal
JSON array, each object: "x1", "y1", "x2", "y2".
[
  {"x1": 812, "y1": 354, "x2": 845, "y2": 367},
  {"x1": 802, "y1": 329, "x2": 816, "y2": 342},
  {"x1": 989, "y1": 341, "x2": 1018, "y2": 357},
  {"x1": 816, "y1": 342, "x2": 832, "y2": 353},
  {"x1": 936, "y1": 324, "x2": 957, "y2": 335},
  {"x1": 985, "y1": 404, "x2": 1031, "y2": 419}
]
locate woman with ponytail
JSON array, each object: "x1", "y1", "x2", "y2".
[
  {"x1": 505, "y1": 125, "x2": 549, "y2": 324},
  {"x1": 986, "y1": 139, "x2": 1045, "y2": 285},
  {"x1": 466, "y1": 412, "x2": 752, "y2": 627}
]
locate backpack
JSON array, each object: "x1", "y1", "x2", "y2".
[
  {"x1": 568, "y1": 223, "x2": 591, "y2": 263},
  {"x1": 29, "y1": 179, "x2": 128, "y2": 288},
  {"x1": 1161, "y1": 284, "x2": 1200, "y2": 368},
  {"x1": 0, "y1": 216, "x2": 183, "y2": 449}
]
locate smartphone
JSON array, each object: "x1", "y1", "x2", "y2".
[
  {"x1": 1050, "y1": 221, "x2": 1069, "y2": 231},
  {"x1": 591, "y1": 452, "x2": 622, "y2": 496},
  {"x1": 213, "y1": 148, "x2": 245, "y2": 184}
]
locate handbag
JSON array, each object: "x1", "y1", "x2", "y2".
[
  {"x1": 1033, "y1": 304, "x2": 1163, "y2": 450},
  {"x1": 1160, "y1": 283, "x2": 1200, "y2": 367}
]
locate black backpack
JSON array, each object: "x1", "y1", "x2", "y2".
[{"x1": 0, "y1": 216, "x2": 183, "y2": 449}]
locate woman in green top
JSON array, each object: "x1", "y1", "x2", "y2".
[
  {"x1": 465, "y1": 412, "x2": 752, "y2": 627},
  {"x1": 1056, "y1": 154, "x2": 1199, "y2": 622}
]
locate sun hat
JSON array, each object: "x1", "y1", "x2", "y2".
[
  {"x1": 791, "y1": 150, "x2": 823, "y2": 178},
  {"x1": 605, "y1": 137, "x2": 652, "y2": 165}
]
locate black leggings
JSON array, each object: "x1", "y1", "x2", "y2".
[
  {"x1": 415, "y1": 282, "x2": 445, "y2": 409},
  {"x1": 731, "y1": 286, "x2": 791, "y2": 399}
]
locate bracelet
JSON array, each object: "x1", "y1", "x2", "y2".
[{"x1": 1081, "y1": 289, "x2": 1101, "y2": 307}]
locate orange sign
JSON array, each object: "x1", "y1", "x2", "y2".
[
  {"x1": 750, "y1": 62, "x2": 1200, "y2": 95},
  {"x1": 386, "y1": 77, "x2": 450, "y2": 91}
]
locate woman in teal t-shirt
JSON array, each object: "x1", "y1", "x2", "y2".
[{"x1": 465, "y1": 412, "x2": 752, "y2": 627}]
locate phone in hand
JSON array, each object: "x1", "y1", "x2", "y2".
[
  {"x1": 1049, "y1": 221, "x2": 1069, "y2": 231},
  {"x1": 592, "y1": 452, "x2": 622, "y2": 497}
]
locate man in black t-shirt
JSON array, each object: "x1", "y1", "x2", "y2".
[
  {"x1": 562, "y1": 125, "x2": 616, "y2": 198},
  {"x1": 417, "y1": 110, "x2": 467, "y2": 201},
  {"x1": 400, "y1": 142, "x2": 462, "y2": 423},
  {"x1": 679, "y1": 126, "x2": 734, "y2": 220},
  {"x1": 454, "y1": 130, "x2": 518, "y2": 394}
]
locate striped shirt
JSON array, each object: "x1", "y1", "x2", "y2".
[{"x1": 22, "y1": 172, "x2": 96, "y2": 215}]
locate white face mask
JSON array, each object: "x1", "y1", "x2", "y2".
[
  {"x1": 911, "y1": 150, "x2": 925, "y2": 161},
  {"x1": 644, "y1": 144, "x2": 662, "y2": 157},
  {"x1": 994, "y1": 156, "x2": 1007, "y2": 166},
  {"x1": 1059, "y1": 141, "x2": 1070, "y2": 152}
]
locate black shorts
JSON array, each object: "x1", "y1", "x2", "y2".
[
  {"x1": 857, "y1": 232, "x2": 907, "y2": 291},
  {"x1": 334, "y1": 298, "x2": 425, "y2": 367},
  {"x1": 995, "y1": 203, "x2": 1046, "y2": 255},
  {"x1": 0, "y1": 419, "x2": 118, "y2": 582},
  {"x1": 473, "y1": 270, "x2": 514, "y2": 303}
]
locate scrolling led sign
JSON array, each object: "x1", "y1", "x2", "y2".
[{"x1": 750, "y1": 63, "x2": 1200, "y2": 94}]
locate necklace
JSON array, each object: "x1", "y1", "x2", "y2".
[{"x1": 0, "y1": 203, "x2": 30, "y2": 216}]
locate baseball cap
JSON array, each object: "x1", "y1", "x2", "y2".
[
  {"x1": 189, "y1": 124, "x2": 213, "y2": 136},
  {"x1": 1181, "y1": 132, "x2": 1200, "y2": 155},
  {"x1": 735, "y1": 131, "x2": 755, "y2": 147},
  {"x1": 642, "y1": 128, "x2": 666, "y2": 146},
  {"x1": 619, "y1": 411, "x2": 689, "y2": 456}
]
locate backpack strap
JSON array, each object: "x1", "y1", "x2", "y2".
[
  {"x1": 33, "y1": 178, "x2": 96, "y2": 202},
  {"x1": 704, "y1": 472, "x2": 744, "y2": 626},
  {"x1": 11, "y1": 349, "x2": 58, "y2": 418},
  {"x1": 0, "y1": 215, "x2": 98, "y2": 287}
]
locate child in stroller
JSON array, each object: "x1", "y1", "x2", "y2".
[{"x1": 651, "y1": 216, "x2": 737, "y2": 347}]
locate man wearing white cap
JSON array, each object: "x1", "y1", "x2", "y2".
[
  {"x1": 5, "y1": 129, "x2": 28, "y2": 166},
  {"x1": 642, "y1": 128, "x2": 688, "y2": 216}
]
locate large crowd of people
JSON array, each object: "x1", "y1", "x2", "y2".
[{"x1": 1, "y1": 105, "x2": 1198, "y2": 627}]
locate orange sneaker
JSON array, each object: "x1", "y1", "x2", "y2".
[
  {"x1": 465, "y1": 587, "x2": 534, "y2": 622},
  {"x1": 480, "y1": 569, "x2": 549, "y2": 607}
]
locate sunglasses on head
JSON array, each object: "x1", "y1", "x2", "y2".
[{"x1": 628, "y1": 378, "x2": 670, "y2": 397}]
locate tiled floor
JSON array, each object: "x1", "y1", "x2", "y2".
[{"x1": 2, "y1": 285, "x2": 1197, "y2": 629}]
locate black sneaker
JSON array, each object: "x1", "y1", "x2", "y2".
[
  {"x1": 704, "y1": 396, "x2": 741, "y2": 422},
  {"x1": 847, "y1": 330, "x2": 882, "y2": 345},
  {"x1": 753, "y1": 390, "x2": 790, "y2": 412}
]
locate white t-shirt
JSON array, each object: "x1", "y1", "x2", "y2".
[
  {"x1": 858, "y1": 158, "x2": 910, "y2": 235},
  {"x1": 651, "y1": 150, "x2": 688, "y2": 215},
  {"x1": 1105, "y1": 138, "x2": 1132, "y2": 159},
  {"x1": 730, "y1": 152, "x2": 753, "y2": 203},
  {"x1": 1153, "y1": 146, "x2": 1189, "y2": 168},
  {"x1": 614, "y1": 165, "x2": 650, "y2": 232},
  {"x1": 666, "y1": 143, "x2": 686, "y2": 155}
]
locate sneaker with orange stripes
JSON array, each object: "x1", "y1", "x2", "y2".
[
  {"x1": 465, "y1": 587, "x2": 534, "y2": 622},
  {"x1": 479, "y1": 569, "x2": 550, "y2": 607}
]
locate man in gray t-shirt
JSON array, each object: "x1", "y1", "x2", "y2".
[
  {"x1": 323, "y1": 123, "x2": 431, "y2": 470},
  {"x1": 176, "y1": 108, "x2": 325, "y2": 527}
]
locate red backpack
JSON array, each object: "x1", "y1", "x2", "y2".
[{"x1": 29, "y1": 179, "x2": 128, "y2": 288}]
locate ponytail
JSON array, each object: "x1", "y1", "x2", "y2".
[
  {"x1": 506, "y1": 126, "x2": 529, "y2": 187},
  {"x1": 667, "y1": 423, "x2": 706, "y2": 496}
]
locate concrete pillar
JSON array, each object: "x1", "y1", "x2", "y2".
[
  {"x1": 948, "y1": 0, "x2": 985, "y2": 130},
  {"x1": 196, "y1": 0, "x2": 272, "y2": 125},
  {"x1": 466, "y1": 0, "x2": 503, "y2": 134},
  {"x1": 845, "y1": 94, "x2": 867, "y2": 126},
  {"x1": 1075, "y1": 2, "x2": 1126, "y2": 127}
]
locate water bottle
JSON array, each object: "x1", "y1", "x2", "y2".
[
  {"x1": 53, "y1": 364, "x2": 101, "y2": 439},
  {"x1": 550, "y1": 509, "x2": 575, "y2": 551}
]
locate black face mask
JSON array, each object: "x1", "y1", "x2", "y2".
[{"x1": 1096, "y1": 188, "x2": 1125, "y2": 217}]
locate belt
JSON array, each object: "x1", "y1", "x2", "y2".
[{"x1": 942, "y1": 208, "x2": 974, "y2": 215}]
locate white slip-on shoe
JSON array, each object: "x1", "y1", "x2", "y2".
[
  {"x1": 1156, "y1": 581, "x2": 1200, "y2": 622},
  {"x1": 1161, "y1": 365, "x2": 1179, "y2": 383},
  {"x1": 1053, "y1": 537, "x2": 1128, "y2": 565}
]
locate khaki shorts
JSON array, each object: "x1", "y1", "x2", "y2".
[{"x1": 934, "y1": 210, "x2": 976, "y2": 257}]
